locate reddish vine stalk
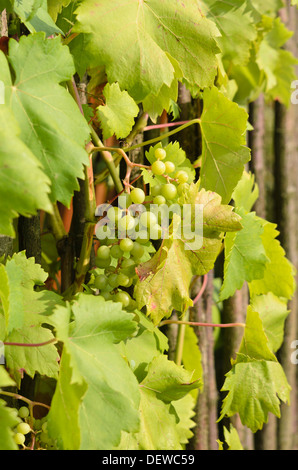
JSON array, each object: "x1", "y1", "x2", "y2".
[{"x1": 159, "y1": 319, "x2": 245, "y2": 328}]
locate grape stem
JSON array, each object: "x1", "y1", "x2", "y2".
[
  {"x1": 91, "y1": 118, "x2": 201, "y2": 156},
  {"x1": 159, "y1": 320, "x2": 246, "y2": 328},
  {"x1": 89, "y1": 127, "x2": 124, "y2": 194},
  {"x1": 124, "y1": 118, "x2": 201, "y2": 152},
  {"x1": 91, "y1": 117, "x2": 201, "y2": 187},
  {"x1": 143, "y1": 120, "x2": 190, "y2": 132},
  {"x1": 0, "y1": 390, "x2": 51, "y2": 410},
  {"x1": 91, "y1": 145, "x2": 150, "y2": 189},
  {"x1": 192, "y1": 273, "x2": 208, "y2": 305}
]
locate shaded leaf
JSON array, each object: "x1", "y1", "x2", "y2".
[
  {"x1": 14, "y1": 0, "x2": 64, "y2": 36},
  {"x1": 141, "y1": 355, "x2": 200, "y2": 403}
]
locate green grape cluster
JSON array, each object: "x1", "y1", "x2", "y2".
[
  {"x1": 34, "y1": 418, "x2": 56, "y2": 449},
  {"x1": 11, "y1": 405, "x2": 56, "y2": 450},
  {"x1": 150, "y1": 147, "x2": 190, "y2": 202},
  {"x1": 94, "y1": 233, "x2": 146, "y2": 308},
  {"x1": 12, "y1": 406, "x2": 31, "y2": 447},
  {"x1": 93, "y1": 145, "x2": 192, "y2": 306}
]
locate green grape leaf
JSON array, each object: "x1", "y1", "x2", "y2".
[
  {"x1": 13, "y1": 0, "x2": 43, "y2": 22},
  {"x1": 256, "y1": 17, "x2": 298, "y2": 105},
  {"x1": 135, "y1": 310, "x2": 169, "y2": 354},
  {"x1": 250, "y1": 292, "x2": 290, "y2": 353},
  {"x1": 11, "y1": 250, "x2": 48, "y2": 287},
  {"x1": 230, "y1": 55, "x2": 264, "y2": 106},
  {"x1": 219, "y1": 308, "x2": 291, "y2": 432},
  {"x1": 0, "y1": 364, "x2": 19, "y2": 451},
  {"x1": 0, "y1": 399, "x2": 20, "y2": 450},
  {"x1": 135, "y1": 237, "x2": 196, "y2": 325},
  {"x1": 14, "y1": 0, "x2": 64, "y2": 36},
  {"x1": 250, "y1": 0, "x2": 284, "y2": 16},
  {"x1": 48, "y1": 294, "x2": 140, "y2": 450},
  {"x1": 2, "y1": 314, "x2": 59, "y2": 388},
  {"x1": 199, "y1": 87, "x2": 251, "y2": 204},
  {"x1": 203, "y1": 0, "x2": 257, "y2": 66},
  {"x1": 0, "y1": 259, "x2": 27, "y2": 335},
  {"x1": 47, "y1": 349, "x2": 87, "y2": 451},
  {"x1": 116, "y1": 352, "x2": 198, "y2": 449},
  {"x1": 182, "y1": 324, "x2": 203, "y2": 399},
  {"x1": 0, "y1": 252, "x2": 61, "y2": 386},
  {"x1": 223, "y1": 425, "x2": 243, "y2": 450},
  {"x1": 97, "y1": 83, "x2": 139, "y2": 140},
  {"x1": 121, "y1": 388, "x2": 182, "y2": 450},
  {"x1": 220, "y1": 359, "x2": 291, "y2": 432},
  {"x1": 142, "y1": 55, "x2": 183, "y2": 122},
  {"x1": 0, "y1": 366, "x2": 16, "y2": 388},
  {"x1": 220, "y1": 209, "x2": 269, "y2": 301},
  {"x1": 0, "y1": 33, "x2": 90, "y2": 207},
  {"x1": 47, "y1": 0, "x2": 72, "y2": 21},
  {"x1": 141, "y1": 355, "x2": 200, "y2": 403},
  {"x1": 195, "y1": 187, "x2": 243, "y2": 234},
  {"x1": 237, "y1": 307, "x2": 276, "y2": 361},
  {"x1": 0, "y1": 251, "x2": 48, "y2": 335},
  {"x1": 118, "y1": 310, "x2": 168, "y2": 383},
  {"x1": 73, "y1": 0, "x2": 221, "y2": 102},
  {"x1": 135, "y1": 186, "x2": 242, "y2": 324},
  {"x1": 0, "y1": 0, "x2": 13, "y2": 13},
  {"x1": 232, "y1": 170, "x2": 259, "y2": 212},
  {"x1": 0, "y1": 104, "x2": 52, "y2": 237},
  {"x1": 249, "y1": 220, "x2": 296, "y2": 300},
  {"x1": 171, "y1": 394, "x2": 196, "y2": 445}
]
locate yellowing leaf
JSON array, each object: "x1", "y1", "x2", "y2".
[{"x1": 135, "y1": 187, "x2": 242, "y2": 324}]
